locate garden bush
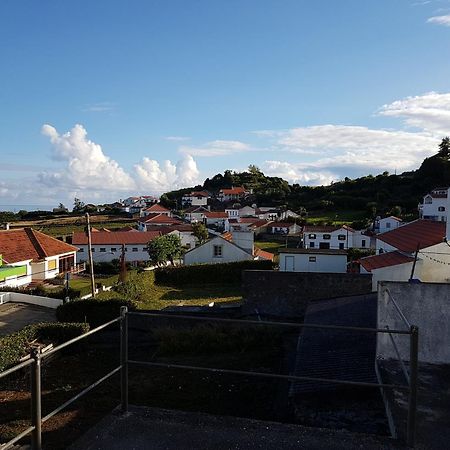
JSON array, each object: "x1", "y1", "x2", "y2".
[
  {"x1": 154, "y1": 260, "x2": 273, "y2": 285},
  {"x1": 0, "y1": 322, "x2": 89, "y2": 372},
  {"x1": 56, "y1": 298, "x2": 137, "y2": 327}
]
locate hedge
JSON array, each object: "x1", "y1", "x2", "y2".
[
  {"x1": 154, "y1": 260, "x2": 274, "y2": 285},
  {"x1": 0, "y1": 322, "x2": 89, "y2": 372},
  {"x1": 56, "y1": 298, "x2": 137, "y2": 327}
]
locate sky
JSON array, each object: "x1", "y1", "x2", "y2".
[{"x1": 1, "y1": 0, "x2": 450, "y2": 208}]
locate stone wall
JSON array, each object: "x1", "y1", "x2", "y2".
[
  {"x1": 377, "y1": 281, "x2": 450, "y2": 364},
  {"x1": 242, "y1": 270, "x2": 372, "y2": 318}
]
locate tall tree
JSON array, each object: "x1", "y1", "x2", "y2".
[
  {"x1": 147, "y1": 235, "x2": 182, "y2": 266},
  {"x1": 192, "y1": 222, "x2": 208, "y2": 244}
]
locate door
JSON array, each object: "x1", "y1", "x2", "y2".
[{"x1": 285, "y1": 256, "x2": 295, "y2": 271}]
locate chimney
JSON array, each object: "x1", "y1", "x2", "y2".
[{"x1": 231, "y1": 230, "x2": 254, "y2": 253}]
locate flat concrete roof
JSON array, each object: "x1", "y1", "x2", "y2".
[{"x1": 69, "y1": 406, "x2": 401, "y2": 450}]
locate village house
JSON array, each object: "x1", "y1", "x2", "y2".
[
  {"x1": 279, "y1": 248, "x2": 348, "y2": 273},
  {"x1": 374, "y1": 216, "x2": 402, "y2": 234},
  {"x1": 204, "y1": 211, "x2": 228, "y2": 229},
  {"x1": 359, "y1": 219, "x2": 447, "y2": 290},
  {"x1": 183, "y1": 206, "x2": 209, "y2": 223},
  {"x1": 143, "y1": 224, "x2": 198, "y2": 250},
  {"x1": 141, "y1": 203, "x2": 172, "y2": 217},
  {"x1": 183, "y1": 230, "x2": 273, "y2": 265},
  {"x1": 225, "y1": 208, "x2": 240, "y2": 219},
  {"x1": 418, "y1": 187, "x2": 448, "y2": 222},
  {"x1": 303, "y1": 225, "x2": 371, "y2": 250},
  {"x1": 0, "y1": 228, "x2": 79, "y2": 287},
  {"x1": 269, "y1": 222, "x2": 300, "y2": 235},
  {"x1": 182, "y1": 190, "x2": 210, "y2": 207},
  {"x1": 73, "y1": 231, "x2": 162, "y2": 263},
  {"x1": 138, "y1": 214, "x2": 183, "y2": 231},
  {"x1": 218, "y1": 186, "x2": 250, "y2": 202}
]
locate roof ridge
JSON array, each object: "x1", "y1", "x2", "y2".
[{"x1": 24, "y1": 227, "x2": 48, "y2": 259}]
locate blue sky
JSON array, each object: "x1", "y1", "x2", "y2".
[{"x1": 1, "y1": 0, "x2": 450, "y2": 206}]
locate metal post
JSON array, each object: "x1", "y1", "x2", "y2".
[
  {"x1": 407, "y1": 325, "x2": 419, "y2": 448},
  {"x1": 30, "y1": 347, "x2": 42, "y2": 450},
  {"x1": 120, "y1": 306, "x2": 129, "y2": 413}
]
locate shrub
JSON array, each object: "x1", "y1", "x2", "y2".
[
  {"x1": 56, "y1": 298, "x2": 137, "y2": 327},
  {"x1": 154, "y1": 260, "x2": 273, "y2": 285},
  {"x1": 0, "y1": 322, "x2": 89, "y2": 372}
]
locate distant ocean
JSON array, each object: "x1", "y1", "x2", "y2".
[{"x1": 0, "y1": 204, "x2": 55, "y2": 212}]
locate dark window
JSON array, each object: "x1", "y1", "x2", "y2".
[
  {"x1": 361, "y1": 240, "x2": 366, "y2": 248},
  {"x1": 309, "y1": 242, "x2": 315, "y2": 248},
  {"x1": 438, "y1": 206, "x2": 446, "y2": 212},
  {"x1": 319, "y1": 242, "x2": 330, "y2": 249},
  {"x1": 308, "y1": 233, "x2": 316, "y2": 239},
  {"x1": 111, "y1": 248, "x2": 117, "y2": 252},
  {"x1": 213, "y1": 245, "x2": 223, "y2": 257},
  {"x1": 132, "y1": 248, "x2": 138, "y2": 252},
  {"x1": 339, "y1": 243, "x2": 345, "y2": 250},
  {"x1": 79, "y1": 248, "x2": 84, "y2": 252},
  {"x1": 338, "y1": 234, "x2": 346, "y2": 240},
  {"x1": 309, "y1": 256, "x2": 316, "y2": 262},
  {"x1": 91, "y1": 248, "x2": 96, "y2": 252},
  {"x1": 100, "y1": 248, "x2": 106, "y2": 252},
  {"x1": 323, "y1": 234, "x2": 331, "y2": 240}
]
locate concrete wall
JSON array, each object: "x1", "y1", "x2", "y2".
[
  {"x1": 242, "y1": 270, "x2": 372, "y2": 318},
  {"x1": 370, "y1": 261, "x2": 417, "y2": 291},
  {"x1": 279, "y1": 253, "x2": 347, "y2": 273},
  {"x1": 78, "y1": 244, "x2": 150, "y2": 263},
  {"x1": 0, "y1": 292, "x2": 62, "y2": 309},
  {"x1": 377, "y1": 281, "x2": 450, "y2": 364}
]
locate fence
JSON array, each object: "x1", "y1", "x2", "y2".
[{"x1": 0, "y1": 307, "x2": 418, "y2": 449}]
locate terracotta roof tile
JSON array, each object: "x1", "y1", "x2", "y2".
[
  {"x1": 144, "y1": 204, "x2": 171, "y2": 213},
  {"x1": 205, "y1": 211, "x2": 228, "y2": 218},
  {"x1": 359, "y1": 251, "x2": 415, "y2": 272},
  {"x1": 376, "y1": 219, "x2": 445, "y2": 252},
  {"x1": 139, "y1": 214, "x2": 182, "y2": 225},
  {"x1": 0, "y1": 228, "x2": 78, "y2": 264},
  {"x1": 253, "y1": 247, "x2": 274, "y2": 261}
]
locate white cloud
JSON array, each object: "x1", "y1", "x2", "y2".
[
  {"x1": 263, "y1": 161, "x2": 337, "y2": 185},
  {"x1": 134, "y1": 154, "x2": 200, "y2": 192},
  {"x1": 40, "y1": 124, "x2": 135, "y2": 191},
  {"x1": 427, "y1": 15, "x2": 450, "y2": 26},
  {"x1": 179, "y1": 140, "x2": 252, "y2": 157},
  {"x1": 378, "y1": 91, "x2": 450, "y2": 134}
]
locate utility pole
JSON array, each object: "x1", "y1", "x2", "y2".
[{"x1": 85, "y1": 212, "x2": 96, "y2": 297}]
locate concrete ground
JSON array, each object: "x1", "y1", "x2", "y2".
[
  {"x1": 0, "y1": 302, "x2": 55, "y2": 336},
  {"x1": 68, "y1": 406, "x2": 403, "y2": 450}
]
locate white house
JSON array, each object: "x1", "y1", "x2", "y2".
[
  {"x1": 360, "y1": 219, "x2": 447, "y2": 291},
  {"x1": 225, "y1": 208, "x2": 240, "y2": 219},
  {"x1": 138, "y1": 214, "x2": 183, "y2": 231},
  {"x1": 182, "y1": 191, "x2": 210, "y2": 207},
  {"x1": 256, "y1": 207, "x2": 280, "y2": 221},
  {"x1": 184, "y1": 206, "x2": 209, "y2": 223},
  {"x1": 418, "y1": 187, "x2": 448, "y2": 222},
  {"x1": 303, "y1": 225, "x2": 369, "y2": 250},
  {"x1": 204, "y1": 211, "x2": 228, "y2": 228},
  {"x1": 73, "y1": 231, "x2": 162, "y2": 263},
  {"x1": 183, "y1": 230, "x2": 273, "y2": 265},
  {"x1": 141, "y1": 203, "x2": 172, "y2": 217},
  {"x1": 218, "y1": 186, "x2": 250, "y2": 202},
  {"x1": 143, "y1": 224, "x2": 198, "y2": 250},
  {"x1": 0, "y1": 228, "x2": 79, "y2": 286},
  {"x1": 269, "y1": 222, "x2": 300, "y2": 235},
  {"x1": 279, "y1": 249, "x2": 348, "y2": 273},
  {"x1": 239, "y1": 205, "x2": 256, "y2": 217},
  {"x1": 374, "y1": 216, "x2": 402, "y2": 234}
]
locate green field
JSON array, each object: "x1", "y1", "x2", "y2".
[{"x1": 96, "y1": 270, "x2": 242, "y2": 309}]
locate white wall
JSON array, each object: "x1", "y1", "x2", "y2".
[
  {"x1": 369, "y1": 261, "x2": 416, "y2": 291},
  {"x1": 419, "y1": 195, "x2": 447, "y2": 222},
  {"x1": 0, "y1": 292, "x2": 62, "y2": 308},
  {"x1": 377, "y1": 217, "x2": 401, "y2": 234},
  {"x1": 184, "y1": 237, "x2": 252, "y2": 265},
  {"x1": 419, "y1": 242, "x2": 450, "y2": 283},
  {"x1": 78, "y1": 244, "x2": 150, "y2": 263},
  {"x1": 375, "y1": 240, "x2": 397, "y2": 254},
  {"x1": 279, "y1": 253, "x2": 347, "y2": 273},
  {"x1": 305, "y1": 227, "x2": 353, "y2": 250}
]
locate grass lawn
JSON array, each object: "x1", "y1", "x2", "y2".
[
  {"x1": 96, "y1": 270, "x2": 242, "y2": 309},
  {"x1": 306, "y1": 209, "x2": 367, "y2": 225},
  {"x1": 255, "y1": 241, "x2": 286, "y2": 254}
]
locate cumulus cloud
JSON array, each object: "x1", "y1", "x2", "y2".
[
  {"x1": 134, "y1": 154, "x2": 200, "y2": 192},
  {"x1": 179, "y1": 140, "x2": 252, "y2": 157},
  {"x1": 40, "y1": 124, "x2": 135, "y2": 191},
  {"x1": 427, "y1": 15, "x2": 450, "y2": 26},
  {"x1": 263, "y1": 161, "x2": 337, "y2": 185}
]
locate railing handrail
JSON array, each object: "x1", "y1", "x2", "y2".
[{"x1": 385, "y1": 288, "x2": 411, "y2": 329}]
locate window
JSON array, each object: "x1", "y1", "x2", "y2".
[
  {"x1": 319, "y1": 242, "x2": 330, "y2": 249},
  {"x1": 361, "y1": 239, "x2": 366, "y2": 248},
  {"x1": 339, "y1": 243, "x2": 345, "y2": 250},
  {"x1": 309, "y1": 242, "x2": 315, "y2": 248},
  {"x1": 92, "y1": 248, "x2": 96, "y2": 252},
  {"x1": 338, "y1": 234, "x2": 346, "y2": 240},
  {"x1": 100, "y1": 248, "x2": 106, "y2": 252},
  {"x1": 424, "y1": 196, "x2": 432, "y2": 204},
  {"x1": 213, "y1": 245, "x2": 223, "y2": 257},
  {"x1": 132, "y1": 248, "x2": 138, "y2": 252},
  {"x1": 79, "y1": 248, "x2": 84, "y2": 252},
  {"x1": 386, "y1": 223, "x2": 391, "y2": 229},
  {"x1": 308, "y1": 256, "x2": 316, "y2": 262},
  {"x1": 111, "y1": 247, "x2": 117, "y2": 252},
  {"x1": 47, "y1": 259, "x2": 57, "y2": 271},
  {"x1": 438, "y1": 206, "x2": 446, "y2": 212},
  {"x1": 308, "y1": 233, "x2": 316, "y2": 239},
  {"x1": 323, "y1": 234, "x2": 331, "y2": 240}
]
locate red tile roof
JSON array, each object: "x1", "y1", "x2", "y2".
[
  {"x1": 221, "y1": 232, "x2": 233, "y2": 241},
  {"x1": 72, "y1": 231, "x2": 161, "y2": 245},
  {"x1": 205, "y1": 211, "x2": 228, "y2": 219},
  {"x1": 220, "y1": 186, "x2": 247, "y2": 195},
  {"x1": 253, "y1": 247, "x2": 274, "y2": 261},
  {"x1": 139, "y1": 214, "x2": 182, "y2": 225},
  {"x1": 376, "y1": 219, "x2": 445, "y2": 252},
  {"x1": 144, "y1": 204, "x2": 171, "y2": 213},
  {"x1": 144, "y1": 224, "x2": 194, "y2": 233},
  {"x1": 359, "y1": 251, "x2": 415, "y2": 272},
  {"x1": 0, "y1": 228, "x2": 78, "y2": 264},
  {"x1": 187, "y1": 191, "x2": 209, "y2": 197}
]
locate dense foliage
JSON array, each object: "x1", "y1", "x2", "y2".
[
  {"x1": 56, "y1": 298, "x2": 137, "y2": 327},
  {"x1": 0, "y1": 322, "x2": 89, "y2": 371},
  {"x1": 154, "y1": 260, "x2": 274, "y2": 285},
  {"x1": 147, "y1": 234, "x2": 182, "y2": 266},
  {"x1": 191, "y1": 222, "x2": 208, "y2": 244}
]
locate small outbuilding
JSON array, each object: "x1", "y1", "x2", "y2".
[{"x1": 279, "y1": 248, "x2": 347, "y2": 273}]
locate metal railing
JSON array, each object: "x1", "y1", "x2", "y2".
[{"x1": 0, "y1": 306, "x2": 419, "y2": 450}]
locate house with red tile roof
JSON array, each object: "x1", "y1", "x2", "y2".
[
  {"x1": 218, "y1": 186, "x2": 250, "y2": 202},
  {"x1": 204, "y1": 211, "x2": 228, "y2": 228},
  {"x1": 141, "y1": 203, "x2": 172, "y2": 217},
  {"x1": 0, "y1": 228, "x2": 79, "y2": 287},
  {"x1": 359, "y1": 219, "x2": 448, "y2": 290},
  {"x1": 183, "y1": 206, "x2": 209, "y2": 223},
  {"x1": 374, "y1": 216, "x2": 402, "y2": 234},
  {"x1": 182, "y1": 190, "x2": 210, "y2": 207},
  {"x1": 138, "y1": 213, "x2": 183, "y2": 231}
]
